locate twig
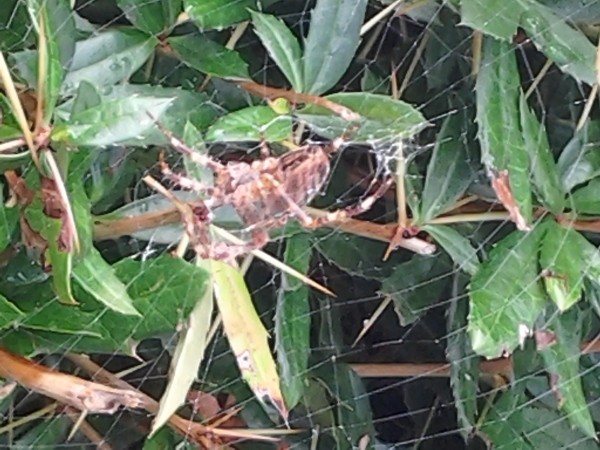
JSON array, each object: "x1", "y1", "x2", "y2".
[
  {"x1": 351, "y1": 335, "x2": 600, "y2": 380},
  {"x1": 67, "y1": 354, "x2": 281, "y2": 445},
  {"x1": 236, "y1": 80, "x2": 360, "y2": 121},
  {"x1": 65, "y1": 409, "x2": 113, "y2": 450},
  {"x1": 0, "y1": 347, "x2": 147, "y2": 414}
]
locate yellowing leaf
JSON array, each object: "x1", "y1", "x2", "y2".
[
  {"x1": 211, "y1": 260, "x2": 288, "y2": 422},
  {"x1": 151, "y1": 262, "x2": 214, "y2": 435}
]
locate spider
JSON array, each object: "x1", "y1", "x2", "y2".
[{"x1": 153, "y1": 122, "x2": 393, "y2": 261}]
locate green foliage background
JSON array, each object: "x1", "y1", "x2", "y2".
[{"x1": 1, "y1": 0, "x2": 600, "y2": 448}]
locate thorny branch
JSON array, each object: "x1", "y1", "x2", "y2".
[{"x1": 0, "y1": 347, "x2": 281, "y2": 448}]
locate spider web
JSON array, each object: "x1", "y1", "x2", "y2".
[{"x1": 1, "y1": 0, "x2": 600, "y2": 449}]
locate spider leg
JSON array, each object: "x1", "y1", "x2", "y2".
[
  {"x1": 259, "y1": 136, "x2": 271, "y2": 159},
  {"x1": 151, "y1": 117, "x2": 223, "y2": 172},
  {"x1": 303, "y1": 177, "x2": 394, "y2": 228},
  {"x1": 160, "y1": 159, "x2": 216, "y2": 195}
]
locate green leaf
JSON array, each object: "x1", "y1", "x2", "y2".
[
  {"x1": 571, "y1": 177, "x2": 600, "y2": 214},
  {"x1": 144, "y1": 427, "x2": 178, "y2": 450},
  {"x1": 0, "y1": 191, "x2": 18, "y2": 252},
  {"x1": 421, "y1": 225, "x2": 480, "y2": 276},
  {"x1": 0, "y1": 0, "x2": 34, "y2": 52},
  {"x1": 12, "y1": 415, "x2": 69, "y2": 447},
  {"x1": 557, "y1": 120, "x2": 600, "y2": 192},
  {"x1": 117, "y1": 0, "x2": 181, "y2": 34},
  {"x1": 182, "y1": 121, "x2": 212, "y2": 182},
  {"x1": 18, "y1": 298, "x2": 104, "y2": 338},
  {"x1": 540, "y1": 0, "x2": 600, "y2": 24},
  {"x1": 447, "y1": 291, "x2": 479, "y2": 437},
  {"x1": 46, "y1": 225, "x2": 75, "y2": 305},
  {"x1": 168, "y1": 34, "x2": 249, "y2": 79},
  {"x1": 59, "y1": 83, "x2": 218, "y2": 142},
  {"x1": 460, "y1": 0, "x2": 524, "y2": 40},
  {"x1": 250, "y1": 10, "x2": 303, "y2": 92},
  {"x1": 539, "y1": 222, "x2": 588, "y2": 311},
  {"x1": 417, "y1": 111, "x2": 474, "y2": 224},
  {"x1": 302, "y1": 0, "x2": 367, "y2": 94},
  {"x1": 314, "y1": 361, "x2": 376, "y2": 446},
  {"x1": 151, "y1": 262, "x2": 214, "y2": 435},
  {"x1": 519, "y1": 94, "x2": 565, "y2": 214},
  {"x1": 205, "y1": 105, "x2": 292, "y2": 142},
  {"x1": 275, "y1": 232, "x2": 311, "y2": 410},
  {"x1": 34, "y1": 0, "x2": 76, "y2": 120},
  {"x1": 52, "y1": 94, "x2": 174, "y2": 146},
  {"x1": 538, "y1": 312, "x2": 596, "y2": 439},
  {"x1": 23, "y1": 198, "x2": 76, "y2": 305},
  {"x1": 476, "y1": 36, "x2": 532, "y2": 229},
  {"x1": 60, "y1": 28, "x2": 157, "y2": 95},
  {"x1": 297, "y1": 92, "x2": 427, "y2": 143},
  {"x1": 520, "y1": 1, "x2": 596, "y2": 86},
  {"x1": 110, "y1": 256, "x2": 209, "y2": 340},
  {"x1": 468, "y1": 227, "x2": 547, "y2": 359},
  {"x1": 0, "y1": 294, "x2": 25, "y2": 330},
  {"x1": 184, "y1": 0, "x2": 266, "y2": 29},
  {"x1": 380, "y1": 255, "x2": 451, "y2": 326},
  {"x1": 0, "y1": 151, "x2": 30, "y2": 172},
  {"x1": 480, "y1": 391, "x2": 533, "y2": 449},
  {"x1": 522, "y1": 407, "x2": 598, "y2": 450},
  {"x1": 314, "y1": 231, "x2": 392, "y2": 281},
  {"x1": 72, "y1": 247, "x2": 140, "y2": 316}
]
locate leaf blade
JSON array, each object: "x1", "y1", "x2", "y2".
[
  {"x1": 250, "y1": 10, "x2": 303, "y2": 92},
  {"x1": 302, "y1": 0, "x2": 368, "y2": 94},
  {"x1": 72, "y1": 247, "x2": 140, "y2": 316}
]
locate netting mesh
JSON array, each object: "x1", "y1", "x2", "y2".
[{"x1": 1, "y1": 0, "x2": 600, "y2": 449}]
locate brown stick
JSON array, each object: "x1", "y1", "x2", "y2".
[
  {"x1": 0, "y1": 348, "x2": 147, "y2": 414},
  {"x1": 351, "y1": 337, "x2": 600, "y2": 380},
  {"x1": 237, "y1": 80, "x2": 361, "y2": 121}
]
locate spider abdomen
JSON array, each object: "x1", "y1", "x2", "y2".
[{"x1": 278, "y1": 145, "x2": 330, "y2": 206}]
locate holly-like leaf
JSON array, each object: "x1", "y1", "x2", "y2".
[
  {"x1": 421, "y1": 225, "x2": 480, "y2": 276},
  {"x1": 520, "y1": 1, "x2": 596, "y2": 86},
  {"x1": 476, "y1": 36, "x2": 532, "y2": 230},
  {"x1": 61, "y1": 28, "x2": 157, "y2": 95},
  {"x1": 184, "y1": 0, "x2": 275, "y2": 30},
  {"x1": 479, "y1": 391, "x2": 532, "y2": 448},
  {"x1": 461, "y1": 0, "x2": 524, "y2": 41},
  {"x1": 447, "y1": 290, "x2": 479, "y2": 437},
  {"x1": 538, "y1": 312, "x2": 596, "y2": 439},
  {"x1": 0, "y1": 190, "x2": 18, "y2": 252},
  {"x1": 169, "y1": 34, "x2": 249, "y2": 79},
  {"x1": 468, "y1": 227, "x2": 547, "y2": 359},
  {"x1": 571, "y1": 177, "x2": 600, "y2": 214},
  {"x1": 275, "y1": 232, "x2": 311, "y2": 410},
  {"x1": 52, "y1": 95, "x2": 174, "y2": 146},
  {"x1": 520, "y1": 94, "x2": 565, "y2": 214},
  {"x1": 0, "y1": 294, "x2": 25, "y2": 330},
  {"x1": 540, "y1": 222, "x2": 588, "y2": 311},
  {"x1": 205, "y1": 105, "x2": 292, "y2": 142},
  {"x1": 522, "y1": 407, "x2": 597, "y2": 450},
  {"x1": 380, "y1": 254, "x2": 452, "y2": 326},
  {"x1": 32, "y1": 0, "x2": 76, "y2": 120},
  {"x1": 116, "y1": 0, "x2": 181, "y2": 34},
  {"x1": 250, "y1": 10, "x2": 303, "y2": 92},
  {"x1": 557, "y1": 121, "x2": 600, "y2": 192},
  {"x1": 302, "y1": 0, "x2": 367, "y2": 94},
  {"x1": 95, "y1": 255, "x2": 210, "y2": 344},
  {"x1": 417, "y1": 111, "x2": 474, "y2": 224},
  {"x1": 72, "y1": 247, "x2": 140, "y2": 316},
  {"x1": 297, "y1": 92, "x2": 427, "y2": 143}
]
